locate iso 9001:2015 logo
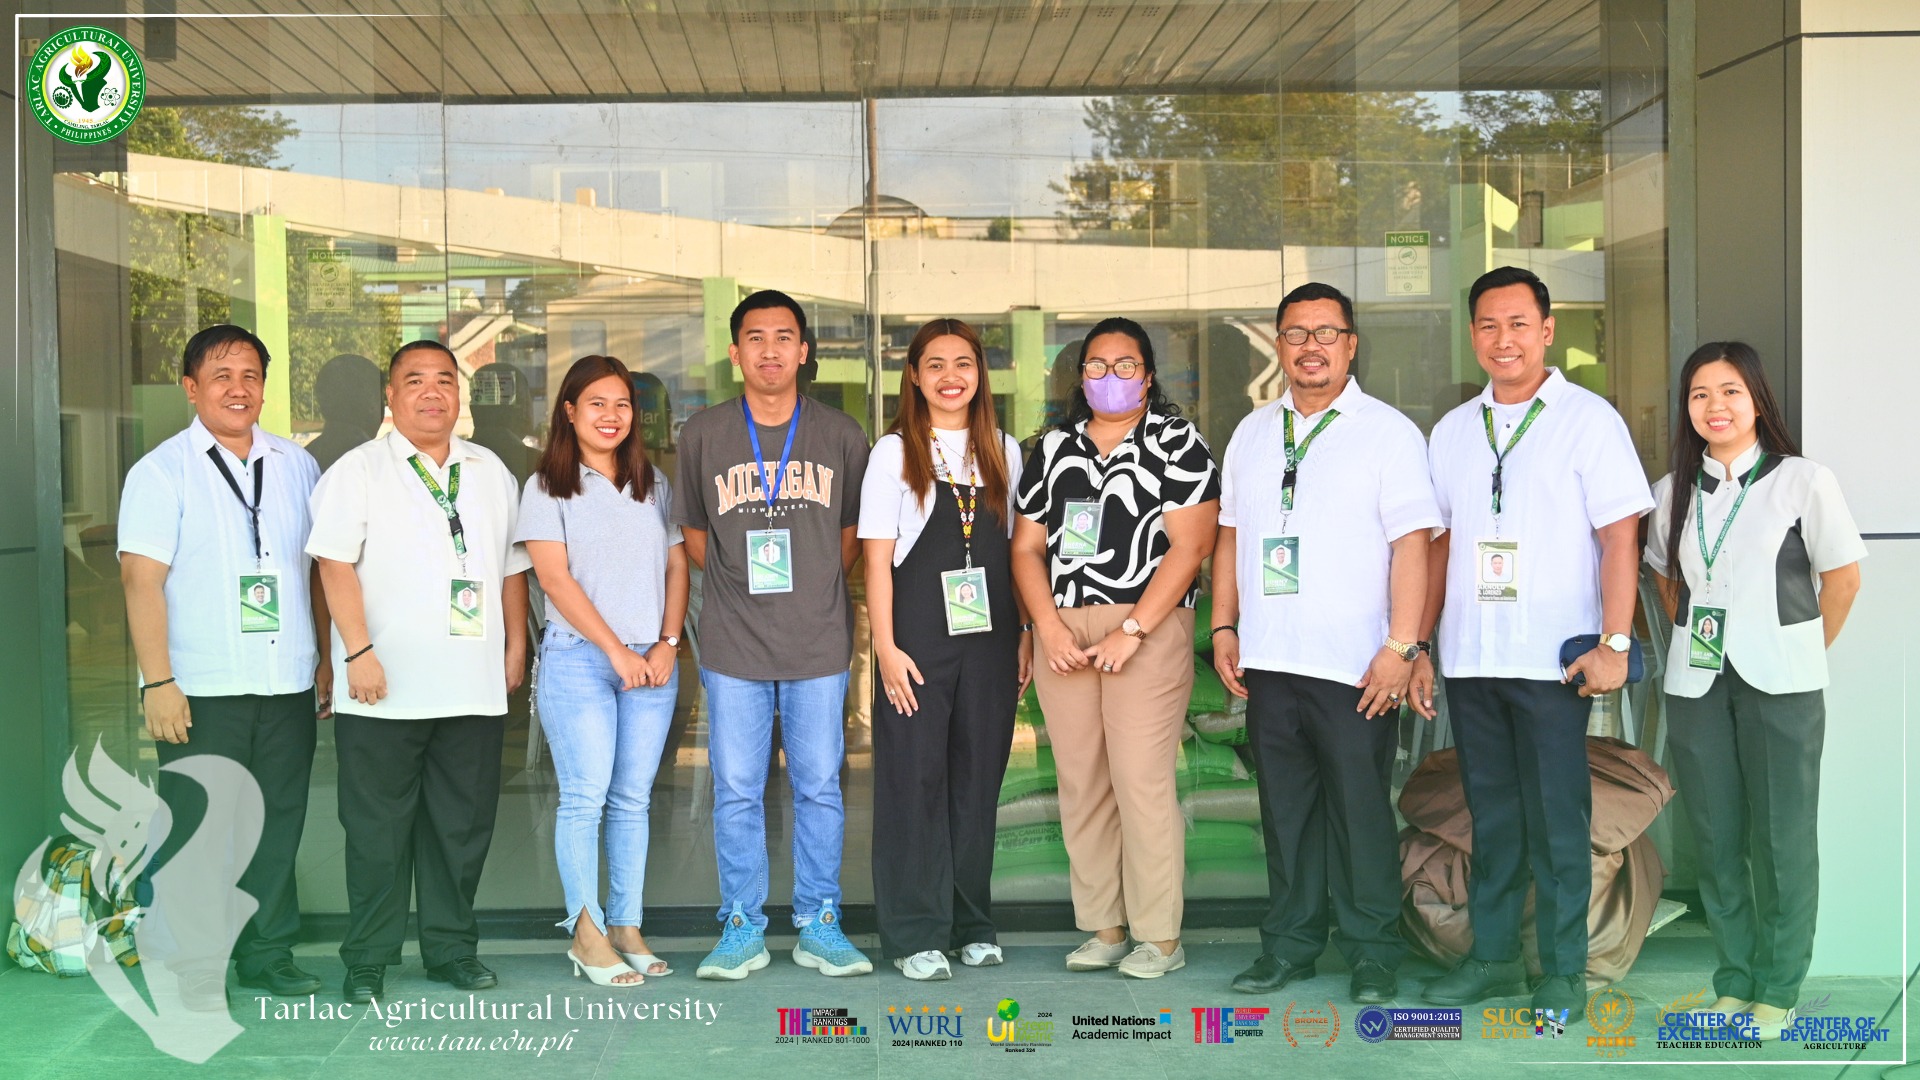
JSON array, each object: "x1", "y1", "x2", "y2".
[{"x1": 26, "y1": 27, "x2": 145, "y2": 144}]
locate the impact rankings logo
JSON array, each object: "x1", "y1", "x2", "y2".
[
  {"x1": 774, "y1": 1007, "x2": 869, "y2": 1044},
  {"x1": 25, "y1": 26, "x2": 145, "y2": 144}
]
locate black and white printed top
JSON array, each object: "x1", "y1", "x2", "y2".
[{"x1": 1017, "y1": 411, "x2": 1221, "y2": 608}]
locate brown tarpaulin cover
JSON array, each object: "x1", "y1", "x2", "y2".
[{"x1": 1398, "y1": 736, "x2": 1675, "y2": 987}]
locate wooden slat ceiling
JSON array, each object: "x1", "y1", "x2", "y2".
[{"x1": 123, "y1": 0, "x2": 1602, "y2": 105}]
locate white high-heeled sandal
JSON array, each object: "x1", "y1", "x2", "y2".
[
  {"x1": 619, "y1": 951, "x2": 673, "y2": 977},
  {"x1": 569, "y1": 948, "x2": 643, "y2": 987}
]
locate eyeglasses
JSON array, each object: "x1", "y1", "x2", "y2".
[
  {"x1": 1279, "y1": 327, "x2": 1356, "y2": 346},
  {"x1": 1082, "y1": 360, "x2": 1143, "y2": 380}
]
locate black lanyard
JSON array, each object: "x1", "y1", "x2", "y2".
[{"x1": 206, "y1": 445, "x2": 265, "y2": 566}]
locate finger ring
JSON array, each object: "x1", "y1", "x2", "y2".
[
  {"x1": 1390, "y1": 693, "x2": 1400, "y2": 702},
  {"x1": 1103, "y1": 663, "x2": 1113, "y2": 672}
]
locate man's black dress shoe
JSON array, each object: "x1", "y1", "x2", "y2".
[
  {"x1": 238, "y1": 958, "x2": 325, "y2": 996},
  {"x1": 1422, "y1": 957, "x2": 1527, "y2": 1005},
  {"x1": 1231, "y1": 953, "x2": 1317, "y2": 994},
  {"x1": 1350, "y1": 959, "x2": 1398, "y2": 1004},
  {"x1": 426, "y1": 956, "x2": 498, "y2": 990},
  {"x1": 1530, "y1": 973, "x2": 1586, "y2": 1018},
  {"x1": 343, "y1": 964, "x2": 385, "y2": 1004}
]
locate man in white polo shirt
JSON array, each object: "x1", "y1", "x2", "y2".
[
  {"x1": 1416, "y1": 267, "x2": 1653, "y2": 1019},
  {"x1": 118, "y1": 324, "x2": 328, "y2": 1006},
  {"x1": 1210, "y1": 284, "x2": 1439, "y2": 1004},
  {"x1": 308, "y1": 341, "x2": 531, "y2": 1004}
]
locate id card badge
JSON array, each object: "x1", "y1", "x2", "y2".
[
  {"x1": 1060, "y1": 499, "x2": 1103, "y2": 557},
  {"x1": 1259, "y1": 536, "x2": 1300, "y2": 596},
  {"x1": 1688, "y1": 605, "x2": 1728, "y2": 671},
  {"x1": 239, "y1": 572, "x2": 281, "y2": 633},
  {"x1": 746, "y1": 529, "x2": 794, "y2": 594},
  {"x1": 941, "y1": 567, "x2": 993, "y2": 636},
  {"x1": 449, "y1": 578, "x2": 486, "y2": 638},
  {"x1": 1475, "y1": 539, "x2": 1519, "y2": 603}
]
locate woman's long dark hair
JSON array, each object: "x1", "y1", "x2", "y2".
[
  {"x1": 886, "y1": 318, "x2": 1012, "y2": 525},
  {"x1": 535, "y1": 355, "x2": 655, "y2": 503},
  {"x1": 1056, "y1": 316, "x2": 1181, "y2": 430},
  {"x1": 1662, "y1": 341, "x2": 1799, "y2": 575}
]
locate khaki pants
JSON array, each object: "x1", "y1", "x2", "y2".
[{"x1": 1032, "y1": 605, "x2": 1194, "y2": 942}]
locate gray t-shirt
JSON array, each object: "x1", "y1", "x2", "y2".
[
  {"x1": 516, "y1": 465, "x2": 682, "y2": 646},
  {"x1": 673, "y1": 396, "x2": 870, "y2": 680}
]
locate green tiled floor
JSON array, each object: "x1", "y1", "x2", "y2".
[{"x1": 1, "y1": 925, "x2": 1908, "y2": 1080}]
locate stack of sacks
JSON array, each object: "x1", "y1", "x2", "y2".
[
  {"x1": 992, "y1": 685, "x2": 1068, "y2": 900},
  {"x1": 1177, "y1": 723, "x2": 1266, "y2": 896},
  {"x1": 1397, "y1": 736, "x2": 1674, "y2": 985}
]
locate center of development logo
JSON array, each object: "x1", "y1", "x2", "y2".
[
  {"x1": 1586, "y1": 989, "x2": 1638, "y2": 1058},
  {"x1": 1189, "y1": 1006, "x2": 1270, "y2": 1045},
  {"x1": 25, "y1": 27, "x2": 145, "y2": 144},
  {"x1": 885, "y1": 1005, "x2": 964, "y2": 1048},
  {"x1": 774, "y1": 1007, "x2": 869, "y2": 1044},
  {"x1": 986, "y1": 999, "x2": 1055, "y2": 1051},
  {"x1": 1355, "y1": 1006, "x2": 1463, "y2": 1042}
]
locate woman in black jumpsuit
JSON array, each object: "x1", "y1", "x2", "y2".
[{"x1": 859, "y1": 318, "x2": 1031, "y2": 980}]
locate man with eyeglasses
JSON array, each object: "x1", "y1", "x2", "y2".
[
  {"x1": 1416, "y1": 266, "x2": 1651, "y2": 1019},
  {"x1": 1209, "y1": 283, "x2": 1439, "y2": 1003}
]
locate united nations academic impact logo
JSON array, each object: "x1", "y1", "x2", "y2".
[{"x1": 26, "y1": 27, "x2": 146, "y2": 144}]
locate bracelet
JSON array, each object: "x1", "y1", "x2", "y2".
[
  {"x1": 1416, "y1": 640, "x2": 1432, "y2": 655},
  {"x1": 1209, "y1": 625, "x2": 1237, "y2": 638},
  {"x1": 1019, "y1": 623, "x2": 1034, "y2": 633},
  {"x1": 346, "y1": 644, "x2": 375, "y2": 663},
  {"x1": 139, "y1": 677, "x2": 175, "y2": 696}
]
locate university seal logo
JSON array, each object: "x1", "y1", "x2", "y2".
[{"x1": 26, "y1": 26, "x2": 146, "y2": 144}]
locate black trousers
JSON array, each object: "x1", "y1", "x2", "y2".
[
  {"x1": 1245, "y1": 669, "x2": 1405, "y2": 968},
  {"x1": 334, "y1": 712, "x2": 503, "y2": 969},
  {"x1": 1445, "y1": 677, "x2": 1592, "y2": 975},
  {"x1": 1665, "y1": 661, "x2": 1824, "y2": 1009},
  {"x1": 153, "y1": 691, "x2": 317, "y2": 977}
]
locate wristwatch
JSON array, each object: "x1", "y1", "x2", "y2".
[
  {"x1": 1385, "y1": 636, "x2": 1419, "y2": 662},
  {"x1": 1601, "y1": 633, "x2": 1631, "y2": 654},
  {"x1": 1121, "y1": 618, "x2": 1148, "y2": 640},
  {"x1": 662, "y1": 634, "x2": 682, "y2": 649}
]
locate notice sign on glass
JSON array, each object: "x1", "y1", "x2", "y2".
[
  {"x1": 1385, "y1": 231, "x2": 1431, "y2": 297},
  {"x1": 305, "y1": 248, "x2": 355, "y2": 312}
]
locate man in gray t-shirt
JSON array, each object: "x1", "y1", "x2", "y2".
[{"x1": 672, "y1": 290, "x2": 872, "y2": 982}]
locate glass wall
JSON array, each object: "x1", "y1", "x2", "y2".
[{"x1": 40, "y1": 0, "x2": 1670, "y2": 916}]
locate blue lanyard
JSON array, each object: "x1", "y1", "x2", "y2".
[{"x1": 743, "y1": 396, "x2": 800, "y2": 525}]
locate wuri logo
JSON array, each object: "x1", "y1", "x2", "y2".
[
  {"x1": 25, "y1": 27, "x2": 145, "y2": 144},
  {"x1": 10, "y1": 740, "x2": 265, "y2": 1063},
  {"x1": 986, "y1": 998, "x2": 1055, "y2": 1051},
  {"x1": 885, "y1": 1004, "x2": 964, "y2": 1047},
  {"x1": 1193, "y1": 1006, "x2": 1273, "y2": 1044}
]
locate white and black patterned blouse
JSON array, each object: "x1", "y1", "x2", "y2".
[{"x1": 1017, "y1": 411, "x2": 1221, "y2": 608}]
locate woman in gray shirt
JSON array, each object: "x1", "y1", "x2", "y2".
[{"x1": 518, "y1": 355, "x2": 689, "y2": 987}]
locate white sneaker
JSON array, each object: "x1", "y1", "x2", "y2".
[
  {"x1": 956, "y1": 942, "x2": 1003, "y2": 967},
  {"x1": 1065, "y1": 936, "x2": 1130, "y2": 971},
  {"x1": 1118, "y1": 942, "x2": 1186, "y2": 979},
  {"x1": 893, "y1": 950, "x2": 952, "y2": 981}
]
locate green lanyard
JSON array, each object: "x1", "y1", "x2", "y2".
[
  {"x1": 1695, "y1": 452, "x2": 1765, "y2": 587},
  {"x1": 1481, "y1": 399, "x2": 1546, "y2": 516},
  {"x1": 1281, "y1": 407, "x2": 1339, "y2": 512},
  {"x1": 408, "y1": 455, "x2": 468, "y2": 564}
]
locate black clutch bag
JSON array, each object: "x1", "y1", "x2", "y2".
[{"x1": 1558, "y1": 635, "x2": 1645, "y2": 687}]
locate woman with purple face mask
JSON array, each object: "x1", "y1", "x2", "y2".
[{"x1": 1010, "y1": 317, "x2": 1221, "y2": 980}]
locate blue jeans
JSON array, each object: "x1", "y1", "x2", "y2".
[
  {"x1": 700, "y1": 667, "x2": 850, "y2": 931},
  {"x1": 538, "y1": 630, "x2": 678, "y2": 935}
]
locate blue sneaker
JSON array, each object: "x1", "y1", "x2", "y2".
[
  {"x1": 696, "y1": 905, "x2": 770, "y2": 981},
  {"x1": 792, "y1": 900, "x2": 873, "y2": 977}
]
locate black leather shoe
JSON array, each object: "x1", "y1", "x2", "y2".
[
  {"x1": 343, "y1": 964, "x2": 385, "y2": 1004},
  {"x1": 1350, "y1": 959, "x2": 1398, "y2": 1004},
  {"x1": 1530, "y1": 973, "x2": 1586, "y2": 1018},
  {"x1": 427, "y1": 956, "x2": 498, "y2": 990},
  {"x1": 238, "y1": 958, "x2": 325, "y2": 996},
  {"x1": 1422, "y1": 957, "x2": 1527, "y2": 1005},
  {"x1": 1231, "y1": 953, "x2": 1317, "y2": 994}
]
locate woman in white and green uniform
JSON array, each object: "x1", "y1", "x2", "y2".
[{"x1": 1644, "y1": 341, "x2": 1865, "y2": 1041}]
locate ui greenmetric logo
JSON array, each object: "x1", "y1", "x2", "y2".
[{"x1": 27, "y1": 27, "x2": 145, "y2": 144}]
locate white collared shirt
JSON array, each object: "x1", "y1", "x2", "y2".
[
  {"x1": 116, "y1": 418, "x2": 322, "y2": 697},
  {"x1": 1644, "y1": 444, "x2": 1866, "y2": 697},
  {"x1": 857, "y1": 428, "x2": 1023, "y2": 565},
  {"x1": 306, "y1": 431, "x2": 532, "y2": 719},
  {"x1": 1429, "y1": 368, "x2": 1654, "y2": 680},
  {"x1": 1220, "y1": 377, "x2": 1442, "y2": 684}
]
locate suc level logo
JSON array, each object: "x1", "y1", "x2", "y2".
[{"x1": 26, "y1": 27, "x2": 145, "y2": 144}]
